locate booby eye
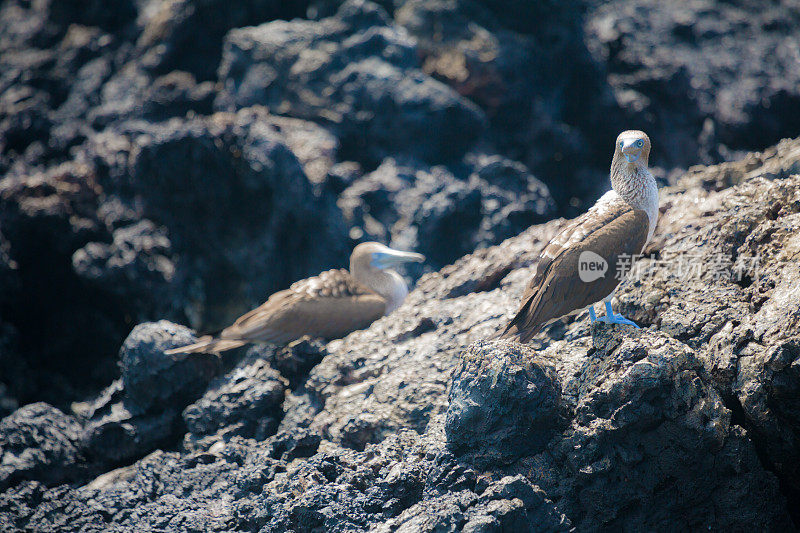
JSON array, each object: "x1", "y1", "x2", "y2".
[
  {"x1": 635, "y1": 139, "x2": 644, "y2": 148},
  {"x1": 619, "y1": 141, "x2": 623, "y2": 148}
]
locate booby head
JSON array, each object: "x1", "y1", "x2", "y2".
[
  {"x1": 613, "y1": 130, "x2": 651, "y2": 167},
  {"x1": 349, "y1": 242, "x2": 425, "y2": 272},
  {"x1": 350, "y1": 242, "x2": 425, "y2": 313}
]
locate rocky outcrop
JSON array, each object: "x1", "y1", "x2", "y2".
[
  {"x1": 75, "y1": 321, "x2": 217, "y2": 466},
  {"x1": 2, "y1": 0, "x2": 800, "y2": 409},
  {"x1": 445, "y1": 341, "x2": 563, "y2": 466},
  {"x1": 585, "y1": 0, "x2": 800, "y2": 164},
  {"x1": 338, "y1": 156, "x2": 555, "y2": 271},
  {"x1": 82, "y1": 107, "x2": 352, "y2": 331},
  {"x1": 0, "y1": 403, "x2": 84, "y2": 491},
  {"x1": 2, "y1": 137, "x2": 799, "y2": 531},
  {"x1": 3, "y1": 0, "x2": 800, "y2": 529},
  {"x1": 182, "y1": 351, "x2": 288, "y2": 447}
]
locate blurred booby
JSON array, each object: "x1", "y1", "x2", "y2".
[
  {"x1": 165, "y1": 243, "x2": 425, "y2": 355},
  {"x1": 500, "y1": 130, "x2": 658, "y2": 343}
]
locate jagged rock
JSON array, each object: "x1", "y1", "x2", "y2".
[
  {"x1": 88, "y1": 66, "x2": 217, "y2": 127},
  {"x1": 379, "y1": 474, "x2": 571, "y2": 533},
  {"x1": 265, "y1": 428, "x2": 322, "y2": 462},
  {"x1": 615, "y1": 153, "x2": 800, "y2": 510},
  {"x1": 217, "y1": 0, "x2": 487, "y2": 165},
  {"x1": 533, "y1": 326, "x2": 792, "y2": 530},
  {"x1": 72, "y1": 220, "x2": 182, "y2": 319},
  {"x1": 183, "y1": 352, "x2": 287, "y2": 445},
  {"x1": 445, "y1": 340, "x2": 562, "y2": 465},
  {"x1": 83, "y1": 108, "x2": 350, "y2": 330},
  {"x1": 0, "y1": 403, "x2": 84, "y2": 490},
  {"x1": 338, "y1": 156, "x2": 554, "y2": 271}
]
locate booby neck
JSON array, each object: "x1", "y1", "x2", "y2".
[
  {"x1": 610, "y1": 152, "x2": 659, "y2": 243},
  {"x1": 349, "y1": 247, "x2": 416, "y2": 314},
  {"x1": 353, "y1": 267, "x2": 409, "y2": 313}
]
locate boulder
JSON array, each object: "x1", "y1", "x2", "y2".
[
  {"x1": 183, "y1": 352, "x2": 287, "y2": 445},
  {"x1": 217, "y1": 0, "x2": 487, "y2": 165},
  {"x1": 445, "y1": 340, "x2": 562, "y2": 465},
  {"x1": 0, "y1": 403, "x2": 84, "y2": 490}
]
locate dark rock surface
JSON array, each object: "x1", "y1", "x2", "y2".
[
  {"x1": 585, "y1": 0, "x2": 800, "y2": 164},
  {"x1": 75, "y1": 321, "x2": 218, "y2": 466},
  {"x1": 1, "y1": 0, "x2": 799, "y2": 408},
  {"x1": 82, "y1": 108, "x2": 352, "y2": 331},
  {"x1": 0, "y1": 403, "x2": 84, "y2": 491},
  {"x1": 338, "y1": 155, "x2": 556, "y2": 270},
  {"x1": 183, "y1": 351, "x2": 287, "y2": 446},
  {"x1": 2, "y1": 139, "x2": 798, "y2": 530},
  {"x1": 445, "y1": 340, "x2": 563, "y2": 466},
  {"x1": 216, "y1": 0, "x2": 487, "y2": 165},
  {"x1": 2, "y1": 0, "x2": 800, "y2": 529}
]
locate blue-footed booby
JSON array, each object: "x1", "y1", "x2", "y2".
[
  {"x1": 165, "y1": 243, "x2": 425, "y2": 355},
  {"x1": 500, "y1": 130, "x2": 658, "y2": 343}
]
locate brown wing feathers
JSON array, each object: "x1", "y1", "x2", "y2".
[
  {"x1": 500, "y1": 202, "x2": 649, "y2": 343},
  {"x1": 164, "y1": 269, "x2": 386, "y2": 355}
]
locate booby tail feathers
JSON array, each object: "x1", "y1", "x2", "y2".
[
  {"x1": 496, "y1": 309, "x2": 544, "y2": 344},
  {"x1": 163, "y1": 336, "x2": 247, "y2": 356}
]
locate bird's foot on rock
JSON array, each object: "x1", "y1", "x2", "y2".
[
  {"x1": 600, "y1": 301, "x2": 639, "y2": 328},
  {"x1": 602, "y1": 313, "x2": 640, "y2": 328}
]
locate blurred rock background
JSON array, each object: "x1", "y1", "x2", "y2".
[{"x1": 1, "y1": 0, "x2": 800, "y2": 530}]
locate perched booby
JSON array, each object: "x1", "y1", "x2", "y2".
[
  {"x1": 165, "y1": 242, "x2": 425, "y2": 355},
  {"x1": 500, "y1": 130, "x2": 658, "y2": 343}
]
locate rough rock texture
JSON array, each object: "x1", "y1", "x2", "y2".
[
  {"x1": 445, "y1": 341, "x2": 563, "y2": 466},
  {"x1": 338, "y1": 156, "x2": 555, "y2": 270},
  {"x1": 3, "y1": 0, "x2": 800, "y2": 529},
  {"x1": 82, "y1": 108, "x2": 351, "y2": 330},
  {"x1": 75, "y1": 321, "x2": 218, "y2": 466},
  {"x1": 0, "y1": 403, "x2": 84, "y2": 491},
  {"x1": 183, "y1": 351, "x2": 287, "y2": 446},
  {"x1": 216, "y1": 1, "x2": 487, "y2": 165},
  {"x1": 585, "y1": 0, "x2": 800, "y2": 165},
  {"x1": 2, "y1": 0, "x2": 800, "y2": 410},
  {"x1": 3, "y1": 138, "x2": 798, "y2": 530}
]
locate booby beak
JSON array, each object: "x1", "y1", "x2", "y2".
[
  {"x1": 621, "y1": 140, "x2": 643, "y2": 163},
  {"x1": 371, "y1": 248, "x2": 426, "y2": 269}
]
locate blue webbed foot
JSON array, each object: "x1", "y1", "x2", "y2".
[
  {"x1": 588, "y1": 305, "x2": 597, "y2": 323},
  {"x1": 601, "y1": 301, "x2": 640, "y2": 329}
]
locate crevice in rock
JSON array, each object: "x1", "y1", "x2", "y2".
[{"x1": 722, "y1": 392, "x2": 800, "y2": 529}]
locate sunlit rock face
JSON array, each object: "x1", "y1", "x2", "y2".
[{"x1": 1, "y1": 0, "x2": 800, "y2": 529}]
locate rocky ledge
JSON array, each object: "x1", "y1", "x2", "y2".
[
  {"x1": 2, "y1": 0, "x2": 800, "y2": 530},
  {"x1": 2, "y1": 135, "x2": 800, "y2": 531}
]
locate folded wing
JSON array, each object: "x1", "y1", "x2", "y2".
[{"x1": 501, "y1": 197, "x2": 649, "y2": 343}]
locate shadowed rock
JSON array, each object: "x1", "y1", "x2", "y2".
[
  {"x1": 445, "y1": 340, "x2": 562, "y2": 466},
  {"x1": 217, "y1": 0, "x2": 487, "y2": 165},
  {"x1": 0, "y1": 403, "x2": 84, "y2": 490},
  {"x1": 1, "y1": 0, "x2": 800, "y2": 528},
  {"x1": 183, "y1": 352, "x2": 287, "y2": 446},
  {"x1": 77, "y1": 321, "x2": 217, "y2": 465},
  {"x1": 539, "y1": 326, "x2": 792, "y2": 530}
]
